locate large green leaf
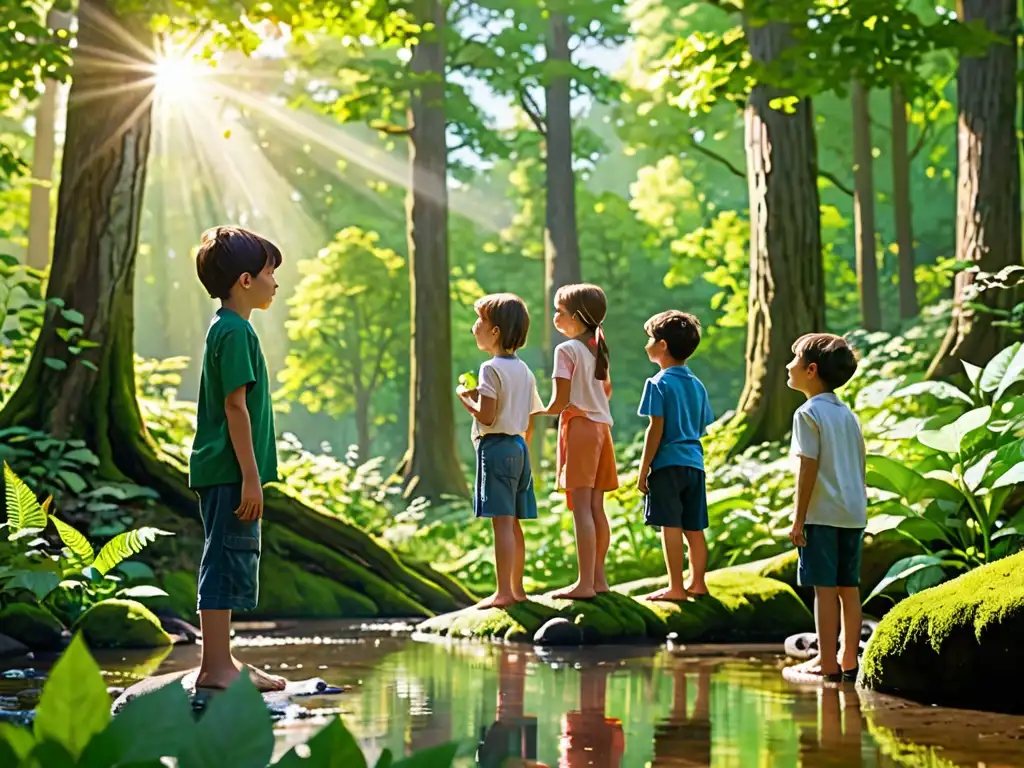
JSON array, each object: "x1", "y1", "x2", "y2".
[
  {"x1": 891, "y1": 380, "x2": 973, "y2": 405},
  {"x1": 864, "y1": 555, "x2": 946, "y2": 604},
  {"x1": 92, "y1": 527, "x2": 173, "y2": 575},
  {"x1": 918, "y1": 407, "x2": 992, "y2": 455},
  {"x1": 993, "y1": 461, "x2": 1024, "y2": 489},
  {"x1": 4, "y1": 461, "x2": 47, "y2": 534},
  {"x1": 865, "y1": 455, "x2": 928, "y2": 501},
  {"x1": 5, "y1": 570, "x2": 60, "y2": 600},
  {"x1": 0, "y1": 723, "x2": 36, "y2": 762},
  {"x1": 274, "y1": 718, "x2": 366, "y2": 768},
  {"x1": 994, "y1": 344, "x2": 1024, "y2": 402},
  {"x1": 50, "y1": 516, "x2": 94, "y2": 563},
  {"x1": 77, "y1": 673, "x2": 194, "y2": 768},
  {"x1": 906, "y1": 565, "x2": 946, "y2": 595},
  {"x1": 865, "y1": 513, "x2": 908, "y2": 536},
  {"x1": 34, "y1": 634, "x2": 110, "y2": 760},
  {"x1": 963, "y1": 450, "x2": 997, "y2": 492},
  {"x1": 980, "y1": 343, "x2": 1020, "y2": 393},
  {"x1": 179, "y1": 672, "x2": 274, "y2": 768},
  {"x1": 962, "y1": 360, "x2": 983, "y2": 388}
]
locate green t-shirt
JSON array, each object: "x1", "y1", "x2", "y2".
[{"x1": 188, "y1": 308, "x2": 278, "y2": 489}]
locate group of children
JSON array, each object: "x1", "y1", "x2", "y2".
[{"x1": 187, "y1": 225, "x2": 868, "y2": 691}]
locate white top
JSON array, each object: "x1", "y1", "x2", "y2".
[
  {"x1": 790, "y1": 393, "x2": 868, "y2": 528},
  {"x1": 472, "y1": 355, "x2": 545, "y2": 442},
  {"x1": 552, "y1": 339, "x2": 613, "y2": 426}
]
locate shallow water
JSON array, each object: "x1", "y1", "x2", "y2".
[{"x1": 3, "y1": 620, "x2": 1024, "y2": 766}]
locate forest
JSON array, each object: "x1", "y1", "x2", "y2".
[{"x1": 0, "y1": 0, "x2": 1022, "y2": 641}]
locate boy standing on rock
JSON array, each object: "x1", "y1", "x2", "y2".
[
  {"x1": 786, "y1": 333, "x2": 867, "y2": 683},
  {"x1": 189, "y1": 226, "x2": 287, "y2": 692}
]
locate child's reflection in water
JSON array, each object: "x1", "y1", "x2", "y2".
[
  {"x1": 559, "y1": 664, "x2": 624, "y2": 768},
  {"x1": 651, "y1": 663, "x2": 712, "y2": 767},
  {"x1": 477, "y1": 653, "x2": 545, "y2": 768},
  {"x1": 799, "y1": 685, "x2": 864, "y2": 767}
]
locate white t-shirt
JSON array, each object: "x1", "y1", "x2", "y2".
[
  {"x1": 552, "y1": 339, "x2": 613, "y2": 426},
  {"x1": 790, "y1": 393, "x2": 868, "y2": 528},
  {"x1": 472, "y1": 355, "x2": 545, "y2": 442}
]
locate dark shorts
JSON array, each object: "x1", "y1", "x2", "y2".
[
  {"x1": 196, "y1": 483, "x2": 261, "y2": 612},
  {"x1": 644, "y1": 466, "x2": 709, "y2": 531},
  {"x1": 474, "y1": 434, "x2": 537, "y2": 520},
  {"x1": 798, "y1": 525, "x2": 864, "y2": 588}
]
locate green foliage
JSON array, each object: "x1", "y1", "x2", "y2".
[
  {"x1": 0, "y1": 463, "x2": 172, "y2": 624},
  {"x1": 0, "y1": 254, "x2": 46, "y2": 402},
  {"x1": 0, "y1": 633, "x2": 459, "y2": 768}
]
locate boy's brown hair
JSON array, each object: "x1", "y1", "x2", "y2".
[
  {"x1": 195, "y1": 225, "x2": 283, "y2": 300},
  {"x1": 644, "y1": 310, "x2": 702, "y2": 362},
  {"x1": 475, "y1": 293, "x2": 530, "y2": 351},
  {"x1": 792, "y1": 333, "x2": 858, "y2": 390}
]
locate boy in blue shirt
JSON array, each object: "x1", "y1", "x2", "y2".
[{"x1": 637, "y1": 311, "x2": 715, "y2": 602}]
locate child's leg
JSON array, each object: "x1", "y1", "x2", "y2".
[
  {"x1": 512, "y1": 518, "x2": 527, "y2": 601},
  {"x1": 479, "y1": 517, "x2": 518, "y2": 609},
  {"x1": 591, "y1": 491, "x2": 610, "y2": 592},
  {"x1": 646, "y1": 527, "x2": 687, "y2": 601},
  {"x1": 197, "y1": 609, "x2": 235, "y2": 688},
  {"x1": 553, "y1": 487, "x2": 598, "y2": 599},
  {"x1": 814, "y1": 587, "x2": 841, "y2": 676},
  {"x1": 837, "y1": 586, "x2": 861, "y2": 671},
  {"x1": 682, "y1": 529, "x2": 709, "y2": 594}
]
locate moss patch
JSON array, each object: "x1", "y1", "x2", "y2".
[
  {"x1": 417, "y1": 570, "x2": 811, "y2": 645},
  {"x1": 861, "y1": 551, "x2": 1024, "y2": 714},
  {"x1": 0, "y1": 604, "x2": 65, "y2": 651},
  {"x1": 250, "y1": 555, "x2": 378, "y2": 619},
  {"x1": 157, "y1": 571, "x2": 199, "y2": 620},
  {"x1": 74, "y1": 599, "x2": 173, "y2": 649}
]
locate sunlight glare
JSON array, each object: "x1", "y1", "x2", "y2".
[{"x1": 154, "y1": 55, "x2": 207, "y2": 100}]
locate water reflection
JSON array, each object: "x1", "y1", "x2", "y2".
[{"x1": 3, "y1": 623, "x2": 1024, "y2": 767}]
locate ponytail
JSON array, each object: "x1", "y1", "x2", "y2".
[{"x1": 555, "y1": 283, "x2": 609, "y2": 380}]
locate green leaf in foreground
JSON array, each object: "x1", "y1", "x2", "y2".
[
  {"x1": 274, "y1": 718, "x2": 367, "y2": 768},
  {"x1": 181, "y1": 672, "x2": 274, "y2": 768},
  {"x1": 34, "y1": 634, "x2": 111, "y2": 760},
  {"x1": 51, "y1": 515, "x2": 94, "y2": 562}
]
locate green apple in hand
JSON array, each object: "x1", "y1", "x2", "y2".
[{"x1": 457, "y1": 371, "x2": 477, "y2": 396}]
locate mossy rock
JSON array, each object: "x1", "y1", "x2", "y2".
[
  {"x1": 0, "y1": 604, "x2": 66, "y2": 651},
  {"x1": 157, "y1": 571, "x2": 199, "y2": 620},
  {"x1": 73, "y1": 599, "x2": 173, "y2": 649},
  {"x1": 861, "y1": 551, "x2": 1024, "y2": 714},
  {"x1": 249, "y1": 555, "x2": 378, "y2": 619},
  {"x1": 417, "y1": 571, "x2": 811, "y2": 645}
]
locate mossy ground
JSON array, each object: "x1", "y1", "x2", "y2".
[
  {"x1": 73, "y1": 599, "x2": 173, "y2": 649},
  {"x1": 861, "y1": 551, "x2": 1024, "y2": 713},
  {"x1": 417, "y1": 570, "x2": 812, "y2": 645},
  {"x1": 0, "y1": 603, "x2": 65, "y2": 650}
]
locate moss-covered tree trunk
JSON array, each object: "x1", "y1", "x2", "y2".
[
  {"x1": 400, "y1": 0, "x2": 468, "y2": 501},
  {"x1": 729, "y1": 15, "x2": 824, "y2": 455},
  {"x1": 928, "y1": 0, "x2": 1020, "y2": 379},
  {"x1": 0, "y1": 0, "x2": 471, "y2": 618},
  {"x1": 891, "y1": 85, "x2": 919, "y2": 320},
  {"x1": 852, "y1": 79, "x2": 881, "y2": 331}
]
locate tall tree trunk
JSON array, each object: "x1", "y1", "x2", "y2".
[
  {"x1": 891, "y1": 84, "x2": 919, "y2": 320},
  {"x1": 928, "y1": 0, "x2": 1020, "y2": 379},
  {"x1": 730, "y1": 15, "x2": 825, "y2": 455},
  {"x1": 401, "y1": 0, "x2": 468, "y2": 500},
  {"x1": 26, "y1": 81, "x2": 57, "y2": 271},
  {"x1": 543, "y1": 11, "x2": 583, "y2": 352},
  {"x1": 0, "y1": 0, "x2": 471, "y2": 617},
  {"x1": 852, "y1": 79, "x2": 881, "y2": 331}
]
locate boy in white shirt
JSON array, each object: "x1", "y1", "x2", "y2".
[
  {"x1": 458, "y1": 293, "x2": 544, "y2": 609},
  {"x1": 786, "y1": 333, "x2": 867, "y2": 683}
]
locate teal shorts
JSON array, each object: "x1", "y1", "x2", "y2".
[
  {"x1": 797, "y1": 525, "x2": 864, "y2": 588},
  {"x1": 196, "y1": 483, "x2": 261, "y2": 612},
  {"x1": 474, "y1": 434, "x2": 537, "y2": 520}
]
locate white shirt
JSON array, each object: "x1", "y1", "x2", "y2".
[
  {"x1": 791, "y1": 393, "x2": 868, "y2": 528},
  {"x1": 552, "y1": 339, "x2": 613, "y2": 426},
  {"x1": 472, "y1": 355, "x2": 545, "y2": 442}
]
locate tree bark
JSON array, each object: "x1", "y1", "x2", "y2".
[
  {"x1": 928, "y1": 0, "x2": 1020, "y2": 379},
  {"x1": 891, "y1": 84, "x2": 919, "y2": 320},
  {"x1": 852, "y1": 79, "x2": 881, "y2": 331},
  {"x1": 730, "y1": 16, "x2": 825, "y2": 455},
  {"x1": 543, "y1": 11, "x2": 583, "y2": 351},
  {"x1": 0, "y1": 0, "x2": 471, "y2": 617},
  {"x1": 401, "y1": 0, "x2": 468, "y2": 500}
]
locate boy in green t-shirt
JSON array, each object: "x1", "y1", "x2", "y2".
[{"x1": 189, "y1": 226, "x2": 285, "y2": 692}]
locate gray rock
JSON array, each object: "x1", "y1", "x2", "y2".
[{"x1": 533, "y1": 617, "x2": 584, "y2": 647}]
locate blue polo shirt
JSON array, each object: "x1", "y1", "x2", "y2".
[{"x1": 637, "y1": 365, "x2": 715, "y2": 472}]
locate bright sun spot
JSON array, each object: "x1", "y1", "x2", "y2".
[{"x1": 154, "y1": 56, "x2": 206, "y2": 99}]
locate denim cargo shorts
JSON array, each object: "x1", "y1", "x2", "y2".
[{"x1": 196, "y1": 483, "x2": 261, "y2": 611}]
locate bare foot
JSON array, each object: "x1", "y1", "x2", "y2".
[
  {"x1": 685, "y1": 582, "x2": 709, "y2": 596},
  {"x1": 476, "y1": 593, "x2": 518, "y2": 609},
  {"x1": 594, "y1": 580, "x2": 610, "y2": 594},
  {"x1": 194, "y1": 661, "x2": 286, "y2": 693},
  {"x1": 551, "y1": 584, "x2": 597, "y2": 600},
  {"x1": 646, "y1": 587, "x2": 689, "y2": 602},
  {"x1": 512, "y1": 591, "x2": 530, "y2": 603},
  {"x1": 235, "y1": 658, "x2": 287, "y2": 691}
]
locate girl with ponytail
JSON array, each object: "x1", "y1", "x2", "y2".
[{"x1": 540, "y1": 283, "x2": 618, "y2": 600}]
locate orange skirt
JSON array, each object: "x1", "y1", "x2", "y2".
[{"x1": 557, "y1": 407, "x2": 619, "y2": 508}]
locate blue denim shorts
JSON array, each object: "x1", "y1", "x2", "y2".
[
  {"x1": 196, "y1": 483, "x2": 261, "y2": 612},
  {"x1": 474, "y1": 434, "x2": 538, "y2": 520},
  {"x1": 798, "y1": 524, "x2": 864, "y2": 588}
]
